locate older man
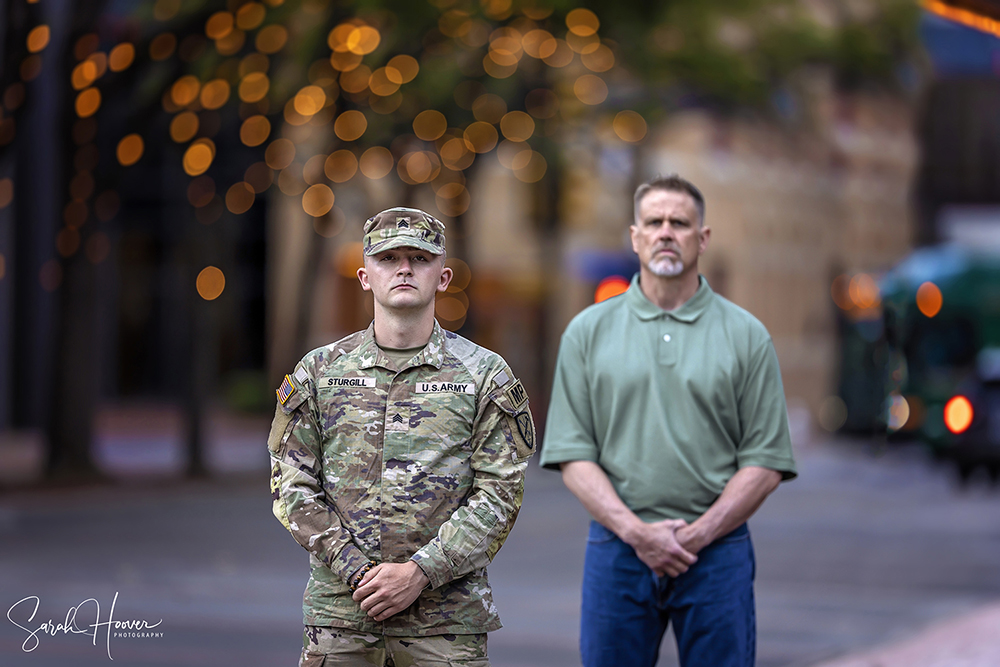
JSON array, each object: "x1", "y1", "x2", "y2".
[
  {"x1": 268, "y1": 207, "x2": 535, "y2": 667},
  {"x1": 541, "y1": 175, "x2": 797, "y2": 667}
]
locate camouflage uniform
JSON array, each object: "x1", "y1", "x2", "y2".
[
  {"x1": 300, "y1": 627, "x2": 488, "y2": 667},
  {"x1": 267, "y1": 208, "x2": 535, "y2": 643}
]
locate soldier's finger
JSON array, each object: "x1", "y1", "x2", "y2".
[
  {"x1": 375, "y1": 605, "x2": 401, "y2": 621},
  {"x1": 360, "y1": 565, "x2": 382, "y2": 587},
  {"x1": 359, "y1": 592, "x2": 385, "y2": 612},
  {"x1": 353, "y1": 582, "x2": 378, "y2": 602},
  {"x1": 367, "y1": 600, "x2": 391, "y2": 618}
]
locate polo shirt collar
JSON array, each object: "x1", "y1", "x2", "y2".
[
  {"x1": 625, "y1": 273, "x2": 714, "y2": 323},
  {"x1": 357, "y1": 320, "x2": 446, "y2": 370}
]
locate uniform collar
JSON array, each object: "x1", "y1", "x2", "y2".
[
  {"x1": 357, "y1": 320, "x2": 446, "y2": 371},
  {"x1": 625, "y1": 273, "x2": 714, "y2": 323}
]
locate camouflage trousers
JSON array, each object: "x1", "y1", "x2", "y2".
[{"x1": 299, "y1": 626, "x2": 490, "y2": 666}]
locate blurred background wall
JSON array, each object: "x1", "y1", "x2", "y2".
[{"x1": 0, "y1": 0, "x2": 959, "y2": 484}]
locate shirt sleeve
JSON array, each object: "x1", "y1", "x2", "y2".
[
  {"x1": 539, "y1": 324, "x2": 599, "y2": 469},
  {"x1": 268, "y1": 363, "x2": 371, "y2": 586},
  {"x1": 409, "y1": 368, "x2": 534, "y2": 590},
  {"x1": 735, "y1": 339, "x2": 798, "y2": 480}
]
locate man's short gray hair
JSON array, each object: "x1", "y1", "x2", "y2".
[{"x1": 633, "y1": 174, "x2": 706, "y2": 226}]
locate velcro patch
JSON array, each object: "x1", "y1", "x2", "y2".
[
  {"x1": 317, "y1": 376, "x2": 376, "y2": 389},
  {"x1": 503, "y1": 379, "x2": 528, "y2": 410},
  {"x1": 277, "y1": 375, "x2": 295, "y2": 404},
  {"x1": 385, "y1": 408, "x2": 409, "y2": 432},
  {"x1": 415, "y1": 381, "x2": 475, "y2": 395},
  {"x1": 501, "y1": 409, "x2": 534, "y2": 461},
  {"x1": 515, "y1": 411, "x2": 535, "y2": 452}
]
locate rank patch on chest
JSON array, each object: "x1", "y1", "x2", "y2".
[
  {"x1": 318, "y1": 376, "x2": 377, "y2": 389},
  {"x1": 415, "y1": 381, "x2": 476, "y2": 395},
  {"x1": 385, "y1": 409, "x2": 409, "y2": 432}
]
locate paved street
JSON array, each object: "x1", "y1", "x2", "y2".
[{"x1": 1, "y1": 435, "x2": 999, "y2": 667}]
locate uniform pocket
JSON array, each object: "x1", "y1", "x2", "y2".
[{"x1": 298, "y1": 652, "x2": 326, "y2": 667}]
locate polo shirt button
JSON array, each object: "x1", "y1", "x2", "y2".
[{"x1": 663, "y1": 334, "x2": 672, "y2": 342}]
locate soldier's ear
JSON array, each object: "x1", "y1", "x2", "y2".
[
  {"x1": 437, "y1": 264, "x2": 453, "y2": 293},
  {"x1": 357, "y1": 265, "x2": 372, "y2": 291}
]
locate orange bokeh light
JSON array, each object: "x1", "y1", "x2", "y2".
[
  {"x1": 595, "y1": 276, "x2": 629, "y2": 303},
  {"x1": 848, "y1": 273, "x2": 880, "y2": 309},
  {"x1": 116, "y1": 134, "x2": 144, "y2": 166},
  {"x1": 614, "y1": 110, "x2": 647, "y2": 143},
  {"x1": 944, "y1": 395, "x2": 973, "y2": 434},
  {"x1": 923, "y1": 0, "x2": 1000, "y2": 39},
  {"x1": 26, "y1": 25, "x2": 50, "y2": 53},
  {"x1": 196, "y1": 266, "x2": 225, "y2": 300},
  {"x1": 916, "y1": 281, "x2": 943, "y2": 318},
  {"x1": 108, "y1": 43, "x2": 135, "y2": 71},
  {"x1": 75, "y1": 88, "x2": 101, "y2": 117}
]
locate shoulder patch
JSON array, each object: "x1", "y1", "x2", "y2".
[
  {"x1": 514, "y1": 411, "x2": 534, "y2": 453},
  {"x1": 488, "y1": 373, "x2": 535, "y2": 462},
  {"x1": 276, "y1": 369, "x2": 309, "y2": 414},
  {"x1": 277, "y1": 375, "x2": 295, "y2": 404},
  {"x1": 503, "y1": 379, "x2": 527, "y2": 410}
]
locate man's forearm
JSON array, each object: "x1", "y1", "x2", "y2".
[
  {"x1": 560, "y1": 460, "x2": 646, "y2": 543},
  {"x1": 560, "y1": 460, "x2": 697, "y2": 577},
  {"x1": 678, "y1": 465, "x2": 781, "y2": 552}
]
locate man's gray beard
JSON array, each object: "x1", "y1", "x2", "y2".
[{"x1": 648, "y1": 256, "x2": 684, "y2": 277}]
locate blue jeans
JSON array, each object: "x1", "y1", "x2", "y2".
[{"x1": 580, "y1": 520, "x2": 756, "y2": 667}]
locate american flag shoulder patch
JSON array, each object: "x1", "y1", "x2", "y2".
[{"x1": 277, "y1": 374, "x2": 296, "y2": 404}]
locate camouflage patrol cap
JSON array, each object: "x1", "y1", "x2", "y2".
[{"x1": 363, "y1": 207, "x2": 446, "y2": 256}]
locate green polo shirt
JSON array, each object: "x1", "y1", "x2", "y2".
[{"x1": 540, "y1": 274, "x2": 797, "y2": 524}]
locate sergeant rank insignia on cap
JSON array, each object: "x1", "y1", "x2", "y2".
[{"x1": 277, "y1": 374, "x2": 296, "y2": 404}]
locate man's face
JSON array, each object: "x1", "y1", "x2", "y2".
[
  {"x1": 630, "y1": 189, "x2": 709, "y2": 278},
  {"x1": 357, "y1": 246, "x2": 452, "y2": 313}
]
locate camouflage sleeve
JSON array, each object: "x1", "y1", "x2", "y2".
[
  {"x1": 410, "y1": 368, "x2": 536, "y2": 590},
  {"x1": 268, "y1": 365, "x2": 370, "y2": 586}
]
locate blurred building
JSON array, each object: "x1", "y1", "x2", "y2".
[{"x1": 277, "y1": 77, "x2": 918, "y2": 434}]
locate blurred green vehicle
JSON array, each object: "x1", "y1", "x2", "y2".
[{"x1": 877, "y1": 245, "x2": 1000, "y2": 477}]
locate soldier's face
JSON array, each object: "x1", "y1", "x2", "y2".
[
  {"x1": 630, "y1": 189, "x2": 709, "y2": 279},
  {"x1": 358, "y1": 247, "x2": 452, "y2": 313}
]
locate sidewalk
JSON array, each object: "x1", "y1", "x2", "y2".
[
  {"x1": 815, "y1": 602, "x2": 1000, "y2": 667},
  {"x1": 2, "y1": 418, "x2": 999, "y2": 666}
]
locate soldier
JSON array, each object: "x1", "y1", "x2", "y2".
[{"x1": 268, "y1": 207, "x2": 535, "y2": 667}]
